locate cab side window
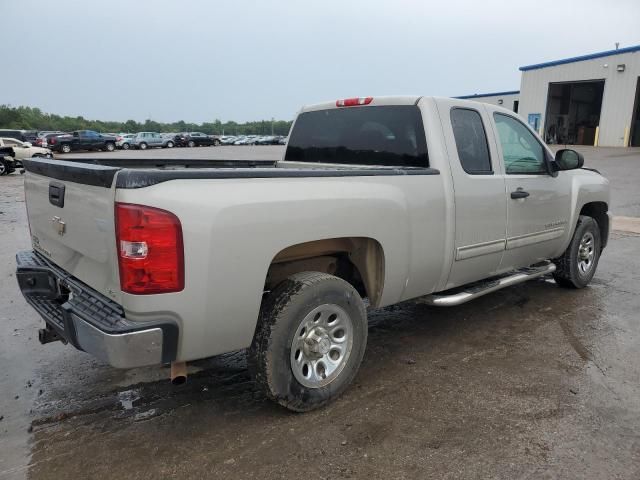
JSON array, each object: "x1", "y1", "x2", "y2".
[
  {"x1": 450, "y1": 108, "x2": 492, "y2": 174},
  {"x1": 493, "y1": 113, "x2": 546, "y2": 174}
]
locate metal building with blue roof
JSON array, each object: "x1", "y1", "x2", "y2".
[
  {"x1": 456, "y1": 45, "x2": 640, "y2": 147},
  {"x1": 517, "y1": 45, "x2": 640, "y2": 147}
]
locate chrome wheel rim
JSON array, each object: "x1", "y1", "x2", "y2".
[
  {"x1": 290, "y1": 304, "x2": 354, "y2": 389},
  {"x1": 578, "y1": 231, "x2": 595, "y2": 275},
  {"x1": 0, "y1": 162, "x2": 6, "y2": 175},
  {"x1": 62, "y1": 145, "x2": 70, "y2": 153}
]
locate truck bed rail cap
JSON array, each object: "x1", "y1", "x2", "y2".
[{"x1": 22, "y1": 158, "x2": 119, "y2": 188}]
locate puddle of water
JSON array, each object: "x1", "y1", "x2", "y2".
[{"x1": 117, "y1": 389, "x2": 141, "y2": 411}]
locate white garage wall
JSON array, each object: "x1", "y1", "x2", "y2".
[{"x1": 518, "y1": 47, "x2": 640, "y2": 147}]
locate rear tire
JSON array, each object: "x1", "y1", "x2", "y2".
[
  {"x1": 553, "y1": 215, "x2": 601, "y2": 289},
  {"x1": 0, "y1": 159, "x2": 8, "y2": 175},
  {"x1": 187, "y1": 140, "x2": 195, "y2": 148},
  {"x1": 248, "y1": 272, "x2": 367, "y2": 412},
  {"x1": 122, "y1": 143, "x2": 130, "y2": 150},
  {"x1": 139, "y1": 142, "x2": 148, "y2": 150},
  {"x1": 105, "y1": 142, "x2": 115, "y2": 152},
  {"x1": 166, "y1": 141, "x2": 174, "y2": 148}
]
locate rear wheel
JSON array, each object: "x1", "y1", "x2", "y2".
[
  {"x1": 139, "y1": 142, "x2": 148, "y2": 150},
  {"x1": 0, "y1": 159, "x2": 8, "y2": 175},
  {"x1": 213, "y1": 139, "x2": 221, "y2": 146},
  {"x1": 105, "y1": 142, "x2": 115, "y2": 152},
  {"x1": 249, "y1": 272, "x2": 367, "y2": 412},
  {"x1": 166, "y1": 141, "x2": 174, "y2": 148},
  {"x1": 187, "y1": 140, "x2": 195, "y2": 148},
  {"x1": 553, "y1": 215, "x2": 601, "y2": 288},
  {"x1": 122, "y1": 143, "x2": 130, "y2": 150}
]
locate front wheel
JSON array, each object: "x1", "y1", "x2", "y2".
[
  {"x1": 187, "y1": 140, "x2": 195, "y2": 148},
  {"x1": 139, "y1": 142, "x2": 148, "y2": 150},
  {"x1": 61, "y1": 144, "x2": 71, "y2": 154},
  {"x1": 122, "y1": 143, "x2": 130, "y2": 150},
  {"x1": 213, "y1": 139, "x2": 221, "y2": 146},
  {"x1": 249, "y1": 272, "x2": 367, "y2": 412},
  {"x1": 0, "y1": 159, "x2": 8, "y2": 175},
  {"x1": 553, "y1": 215, "x2": 602, "y2": 288},
  {"x1": 166, "y1": 141, "x2": 174, "y2": 148}
]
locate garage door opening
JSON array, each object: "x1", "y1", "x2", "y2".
[
  {"x1": 631, "y1": 77, "x2": 640, "y2": 147},
  {"x1": 544, "y1": 80, "x2": 605, "y2": 145}
]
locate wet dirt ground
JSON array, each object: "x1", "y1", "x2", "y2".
[{"x1": 1, "y1": 146, "x2": 639, "y2": 479}]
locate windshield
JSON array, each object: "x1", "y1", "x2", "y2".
[{"x1": 285, "y1": 105, "x2": 429, "y2": 168}]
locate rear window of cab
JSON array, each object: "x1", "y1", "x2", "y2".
[{"x1": 285, "y1": 105, "x2": 429, "y2": 168}]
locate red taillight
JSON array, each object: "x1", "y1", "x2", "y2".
[
  {"x1": 115, "y1": 203, "x2": 184, "y2": 294},
  {"x1": 336, "y1": 97, "x2": 373, "y2": 107}
]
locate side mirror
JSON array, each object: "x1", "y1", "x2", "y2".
[{"x1": 554, "y1": 149, "x2": 584, "y2": 171}]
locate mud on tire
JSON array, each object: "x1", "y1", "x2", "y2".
[
  {"x1": 553, "y1": 215, "x2": 601, "y2": 289},
  {"x1": 248, "y1": 272, "x2": 367, "y2": 412}
]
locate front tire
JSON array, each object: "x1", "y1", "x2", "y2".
[
  {"x1": 122, "y1": 143, "x2": 130, "y2": 150},
  {"x1": 166, "y1": 141, "x2": 174, "y2": 148},
  {"x1": 139, "y1": 142, "x2": 148, "y2": 150},
  {"x1": 187, "y1": 140, "x2": 195, "y2": 148},
  {"x1": 553, "y1": 215, "x2": 602, "y2": 289},
  {"x1": 61, "y1": 144, "x2": 71, "y2": 154},
  {"x1": 249, "y1": 272, "x2": 367, "y2": 412}
]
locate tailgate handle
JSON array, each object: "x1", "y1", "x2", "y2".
[{"x1": 49, "y1": 182, "x2": 66, "y2": 208}]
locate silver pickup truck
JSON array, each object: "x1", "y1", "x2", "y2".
[{"x1": 16, "y1": 96, "x2": 610, "y2": 411}]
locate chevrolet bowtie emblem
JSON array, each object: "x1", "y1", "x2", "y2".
[{"x1": 51, "y1": 216, "x2": 66, "y2": 236}]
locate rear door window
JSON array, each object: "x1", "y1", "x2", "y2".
[
  {"x1": 285, "y1": 105, "x2": 429, "y2": 168},
  {"x1": 450, "y1": 108, "x2": 492, "y2": 174}
]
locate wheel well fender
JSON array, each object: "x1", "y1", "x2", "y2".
[
  {"x1": 579, "y1": 201, "x2": 609, "y2": 249},
  {"x1": 265, "y1": 237, "x2": 386, "y2": 307}
]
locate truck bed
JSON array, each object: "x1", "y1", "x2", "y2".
[{"x1": 21, "y1": 157, "x2": 439, "y2": 189}]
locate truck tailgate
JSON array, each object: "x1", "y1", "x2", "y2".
[{"x1": 23, "y1": 159, "x2": 121, "y2": 299}]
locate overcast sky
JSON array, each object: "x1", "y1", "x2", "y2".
[{"x1": 3, "y1": 0, "x2": 639, "y2": 123}]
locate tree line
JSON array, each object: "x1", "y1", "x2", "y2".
[{"x1": 0, "y1": 105, "x2": 293, "y2": 136}]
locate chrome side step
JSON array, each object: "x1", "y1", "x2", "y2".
[{"x1": 420, "y1": 261, "x2": 556, "y2": 307}]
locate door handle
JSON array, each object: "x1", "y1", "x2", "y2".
[{"x1": 511, "y1": 189, "x2": 530, "y2": 199}]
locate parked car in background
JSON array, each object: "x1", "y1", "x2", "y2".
[
  {"x1": 0, "y1": 138, "x2": 53, "y2": 163},
  {"x1": 116, "y1": 134, "x2": 136, "y2": 150},
  {"x1": 132, "y1": 132, "x2": 165, "y2": 150},
  {"x1": 160, "y1": 133, "x2": 176, "y2": 148},
  {"x1": 35, "y1": 131, "x2": 66, "y2": 147},
  {"x1": 179, "y1": 132, "x2": 219, "y2": 147},
  {"x1": 220, "y1": 136, "x2": 238, "y2": 145},
  {"x1": 0, "y1": 146, "x2": 17, "y2": 175},
  {"x1": 48, "y1": 130, "x2": 116, "y2": 153},
  {"x1": 256, "y1": 136, "x2": 282, "y2": 145},
  {"x1": 0, "y1": 129, "x2": 35, "y2": 142},
  {"x1": 233, "y1": 136, "x2": 250, "y2": 145}
]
